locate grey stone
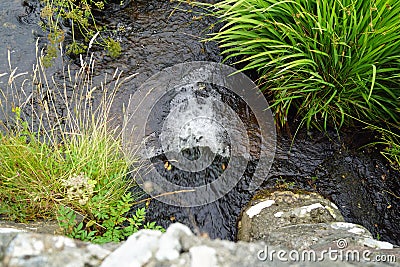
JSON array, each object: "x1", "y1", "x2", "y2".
[
  {"x1": 100, "y1": 229, "x2": 162, "y2": 267},
  {"x1": 189, "y1": 245, "x2": 217, "y2": 267},
  {"x1": 0, "y1": 228, "x2": 26, "y2": 234},
  {"x1": 1, "y1": 196, "x2": 399, "y2": 267},
  {"x1": 155, "y1": 223, "x2": 193, "y2": 261},
  {"x1": 0, "y1": 220, "x2": 61, "y2": 235},
  {"x1": 1, "y1": 232, "x2": 112, "y2": 267},
  {"x1": 1, "y1": 222, "x2": 399, "y2": 267},
  {"x1": 0, "y1": 232, "x2": 18, "y2": 263},
  {"x1": 264, "y1": 222, "x2": 373, "y2": 250},
  {"x1": 99, "y1": 223, "x2": 287, "y2": 267},
  {"x1": 237, "y1": 190, "x2": 399, "y2": 266},
  {"x1": 238, "y1": 190, "x2": 345, "y2": 242},
  {"x1": 361, "y1": 238, "x2": 394, "y2": 250}
]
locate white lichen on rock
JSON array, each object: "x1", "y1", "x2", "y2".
[{"x1": 245, "y1": 200, "x2": 275, "y2": 218}]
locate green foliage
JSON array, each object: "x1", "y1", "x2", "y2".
[
  {"x1": 376, "y1": 233, "x2": 381, "y2": 240},
  {"x1": 42, "y1": 44, "x2": 59, "y2": 68},
  {"x1": 275, "y1": 177, "x2": 296, "y2": 190},
  {"x1": 66, "y1": 41, "x2": 88, "y2": 55},
  {"x1": 368, "y1": 124, "x2": 400, "y2": 170},
  {"x1": 199, "y1": 0, "x2": 400, "y2": 130},
  {"x1": 0, "y1": 47, "x2": 164, "y2": 244},
  {"x1": 0, "y1": 105, "x2": 134, "y2": 221},
  {"x1": 57, "y1": 194, "x2": 164, "y2": 244},
  {"x1": 105, "y1": 37, "x2": 122, "y2": 58},
  {"x1": 0, "y1": 108, "x2": 63, "y2": 220},
  {"x1": 40, "y1": 0, "x2": 124, "y2": 59},
  {"x1": 381, "y1": 134, "x2": 400, "y2": 170}
]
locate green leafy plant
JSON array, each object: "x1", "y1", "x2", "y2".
[
  {"x1": 275, "y1": 177, "x2": 296, "y2": 190},
  {"x1": 376, "y1": 233, "x2": 381, "y2": 240},
  {"x1": 105, "y1": 37, "x2": 123, "y2": 58},
  {"x1": 196, "y1": 0, "x2": 400, "y2": 130},
  {"x1": 57, "y1": 195, "x2": 164, "y2": 244},
  {"x1": 0, "y1": 107, "x2": 65, "y2": 220},
  {"x1": 39, "y1": 0, "x2": 124, "y2": 60}
]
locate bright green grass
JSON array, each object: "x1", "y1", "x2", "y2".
[
  {"x1": 0, "y1": 45, "x2": 164, "y2": 242},
  {"x1": 198, "y1": 0, "x2": 400, "y2": 130}
]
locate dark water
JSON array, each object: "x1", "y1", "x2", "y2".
[
  {"x1": 0, "y1": 0, "x2": 42, "y2": 73},
  {"x1": 1, "y1": 0, "x2": 399, "y2": 245},
  {"x1": 143, "y1": 96, "x2": 400, "y2": 244}
]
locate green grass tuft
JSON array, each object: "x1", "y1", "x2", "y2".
[
  {"x1": 0, "y1": 42, "x2": 163, "y2": 241},
  {"x1": 198, "y1": 0, "x2": 400, "y2": 130}
]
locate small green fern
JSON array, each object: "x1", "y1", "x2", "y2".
[{"x1": 57, "y1": 192, "x2": 164, "y2": 244}]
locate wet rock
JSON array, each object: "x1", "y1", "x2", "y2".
[
  {"x1": 362, "y1": 237, "x2": 394, "y2": 250},
  {"x1": 314, "y1": 151, "x2": 400, "y2": 245},
  {"x1": 0, "y1": 223, "x2": 281, "y2": 267},
  {"x1": 0, "y1": 0, "x2": 43, "y2": 74},
  {"x1": 263, "y1": 222, "x2": 374, "y2": 250},
  {"x1": 238, "y1": 190, "x2": 344, "y2": 243}
]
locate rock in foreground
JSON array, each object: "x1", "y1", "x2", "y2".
[{"x1": 0, "y1": 190, "x2": 398, "y2": 266}]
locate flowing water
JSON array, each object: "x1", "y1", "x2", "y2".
[
  {"x1": 0, "y1": 0, "x2": 42, "y2": 73},
  {"x1": 0, "y1": 0, "x2": 399, "y2": 245}
]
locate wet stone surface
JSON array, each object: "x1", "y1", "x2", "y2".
[
  {"x1": 87, "y1": 0, "x2": 223, "y2": 119},
  {"x1": 314, "y1": 151, "x2": 400, "y2": 245},
  {"x1": 99, "y1": 0, "x2": 400, "y2": 243}
]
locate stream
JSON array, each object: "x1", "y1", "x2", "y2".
[{"x1": 0, "y1": 0, "x2": 399, "y2": 245}]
